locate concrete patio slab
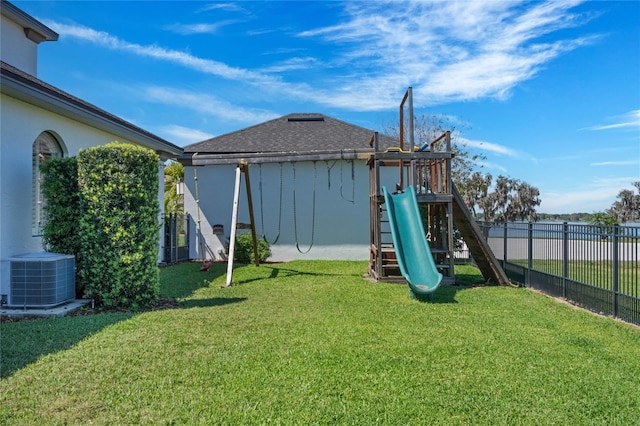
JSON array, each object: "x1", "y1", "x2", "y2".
[{"x1": 0, "y1": 299, "x2": 91, "y2": 318}]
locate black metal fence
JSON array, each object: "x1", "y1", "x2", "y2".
[
  {"x1": 163, "y1": 213, "x2": 190, "y2": 264},
  {"x1": 476, "y1": 221, "x2": 640, "y2": 326}
]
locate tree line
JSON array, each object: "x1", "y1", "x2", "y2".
[
  {"x1": 387, "y1": 114, "x2": 638, "y2": 224},
  {"x1": 387, "y1": 114, "x2": 541, "y2": 222},
  {"x1": 606, "y1": 182, "x2": 640, "y2": 223},
  {"x1": 534, "y1": 185, "x2": 640, "y2": 224}
]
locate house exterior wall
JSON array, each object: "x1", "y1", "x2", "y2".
[
  {"x1": 0, "y1": 14, "x2": 38, "y2": 75},
  {"x1": 183, "y1": 160, "x2": 399, "y2": 262},
  {"x1": 0, "y1": 94, "x2": 166, "y2": 300}
]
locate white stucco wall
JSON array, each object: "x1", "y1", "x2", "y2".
[
  {"x1": 0, "y1": 16, "x2": 38, "y2": 75},
  {"x1": 0, "y1": 94, "x2": 167, "y2": 300},
  {"x1": 184, "y1": 160, "x2": 400, "y2": 262}
]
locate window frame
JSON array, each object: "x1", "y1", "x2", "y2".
[{"x1": 32, "y1": 131, "x2": 64, "y2": 236}]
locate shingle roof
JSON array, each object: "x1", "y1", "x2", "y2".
[
  {"x1": 1, "y1": 60, "x2": 183, "y2": 158},
  {"x1": 183, "y1": 113, "x2": 397, "y2": 155}
]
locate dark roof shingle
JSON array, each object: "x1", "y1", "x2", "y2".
[{"x1": 183, "y1": 113, "x2": 396, "y2": 155}]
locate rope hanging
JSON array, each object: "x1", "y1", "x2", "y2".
[
  {"x1": 340, "y1": 159, "x2": 355, "y2": 204},
  {"x1": 325, "y1": 159, "x2": 337, "y2": 190},
  {"x1": 326, "y1": 158, "x2": 354, "y2": 203},
  {"x1": 258, "y1": 163, "x2": 283, "y2": 245},
  {"x1": 292, "y1": 161, "x2": 317, "y2": 254}
]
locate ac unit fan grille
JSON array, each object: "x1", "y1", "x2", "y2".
[{"x1": 9, "y1": 253, "x2": 75, "y2": 308}]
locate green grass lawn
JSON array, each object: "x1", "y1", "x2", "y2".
[
  {"x1": 508, "y1": 259, "x2": 638, "y2": 292},
  {"x1": 1, "y1": 261, "x2": 639, "y2": 425}
]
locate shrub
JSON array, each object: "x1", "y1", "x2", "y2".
[
  {"x1": 78, "y1": 142, "x2": 160, "y2": 308},
  {"x1": 234, "y1": 232, "x2": 271, "y2": 263},
  {"x1": 40, "y1": 157, "x2": 84, "y2": 297}
]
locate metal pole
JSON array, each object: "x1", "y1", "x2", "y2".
[
  {"x1": 503, "y1": 222, "x2": 508, "y2": 265},
  {"x1": 224, "y1": 165, "x2": 242, "y2": 287},
  {"x1": 612, "y1": 224, "x2": 619, "y2": 319},
  {"x1": 172, "y1": 214, "x2": 178, "y2": 263},
  {"x1": 527, "y1": 221, "x2": 533, "y2": 287},
  {"x1": 563, "y1": 222, "x2": 569, "y2": 299}
]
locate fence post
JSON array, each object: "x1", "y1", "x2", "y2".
[
  {"x1": 527, "y1": 222, "x2": 533, "y2": 287},
  {"x1": 162, "y1": 212, "x2": 168, "y2": 263},
  {"x1": 612, "y1": 224, "x2": 619, "y2": 319},
  {"x1": 503, "y1": 222, "x2": 508, "y2": 265},
  {"x1": 185, "y1": 213, "x2": 190, "y2": 252},
  {"x1": 173, "y1": 213, "x2": 179, "y2": 264},
  {"x1": 563, "y1": 222, "x2": 568, "y2": 299}
]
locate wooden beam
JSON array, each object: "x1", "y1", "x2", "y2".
[
  {"x1": 180, "y1": 149, "x2": 373, "y2": 166},
  {"x1": 451, "y1": 183, "x2": 510, "y2": 286},
  {"x1": 241, "y1": 162, "x2": 260, "y2": 267}
]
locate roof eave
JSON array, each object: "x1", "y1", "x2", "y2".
[
  {"x1": 1, "y1": 70, "x2": 183, "y2": 159},
  {"x1": 1, "y1": 1, "x2": 59, "y2": 43}
]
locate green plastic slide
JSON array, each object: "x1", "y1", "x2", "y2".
[{"x1": 383, "y1": 186, "x2": 443, "y2": 299}]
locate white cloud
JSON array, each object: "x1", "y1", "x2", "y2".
[
  {"x1": 197, "y1": 3, "x2": 246, "y2": 13},
  {"x1": 540, "y1": 188, "x2": 616, "y2": 213},
  {"x1": 591, "y1": 160, "x2": 640, "y2": 166},
  {"x1": 44, "y1": 20, "x2": 284, "y2": 85},
  {"x1": 44, "y1": 19, "x2": 330, "y2": 108},
  {"x1": 260, "y1": 57, "x2": 320, "y2": 73},
  {"x1": 165, "y1": 22, "x2": 234, "y2": 35},
  {"x1": 540, "y1": 177, "x2": 637, "y2": 213},
  {"x1": 159, "y1": 125, "x2": 214, "y2": 146},
  {"x1": 459, "y1": 137, "x2": 519, "y2": 157},
  {"x1": 475, "y1": 160, "x2": 509, "y2": 173},
  {"x1": 44, "y1": 1, "x2": 595, "y2": 111},
  {"x1": 142, "y1": 86, "x2": 279, "y2": 124},
  {"x1": 298, "y1": 0, "x2": 596, "y2": 107},
  {"x1": 581, "y1": 110, "x2": 640, "y2": 131}
]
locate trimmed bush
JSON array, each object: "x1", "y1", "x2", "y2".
[
  {"x1": 78, "y1": 142, "x2": 160, "y2": 308},
  {"x1": 40, "y1": 157, "x2": 84, "y2": 297},
  {"x1": 235, "y1": 232, "x2": 271, "y2": 263}
]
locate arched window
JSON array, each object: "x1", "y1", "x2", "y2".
[{"x1": 32, "y1": 131, "x2": 64, "y2": 236}]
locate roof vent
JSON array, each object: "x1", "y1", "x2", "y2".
[{"x1": 287, "y1": 116, "x2": 324, "y2": 122}]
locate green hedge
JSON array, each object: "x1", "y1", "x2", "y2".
[
  {"x1": 40, "y1": 157, "x2": 84, "y2": 297},
  {"x1": 77, "y1": 143, "x2": 160, "y2": 309},
  {"x1": 235, "y1": 233, "x2": 271, "y2": 264}
]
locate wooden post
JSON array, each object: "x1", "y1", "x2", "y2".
[
  {"x1": 242, "y1": 161, "x2": 260, "y2": 267},
  {"x1": 224, "y1": 165, "x2": 242, "y2": 287}
]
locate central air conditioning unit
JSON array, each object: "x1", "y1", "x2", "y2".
[{"x1": 9, "y1": 252, "x2": 75, "y2": 308}]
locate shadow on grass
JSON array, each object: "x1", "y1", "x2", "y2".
[
  {"x1": 429, "y1": 285, "x2": 461, "y2": 304},
  {"x1": 0, "y1": 313, "x2": 134, "y2": 379},
  {"x1": 426, "y1": 282, "x2": 501, "y2": 304},
  {"x1": 1, "y1": 263, "x2": 238, "y2": 380},
  {"x1": 160, "y1": 262, "x2": 227, "y2": 299},
  {"x1": 0, "y1": 295, "x2": 247, "y2": 379},
  {"x1": 229, "y1": 263, "x2": 363, "y2": 286},
  {"x1": 180, "y1": 297, "x2": 247, "y2": 309}
]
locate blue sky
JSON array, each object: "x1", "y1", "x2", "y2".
[{"x1": 16, "y1": 0, "x2": 640, "y2": 214}]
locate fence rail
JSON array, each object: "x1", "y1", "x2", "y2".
[{"x1": 476, "y1": 221, "x2": 640, "y2": 326}]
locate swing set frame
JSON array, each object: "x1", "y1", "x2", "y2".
[{"x1": 189, "y1": 154, "x2": 362, "y2": 287}]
